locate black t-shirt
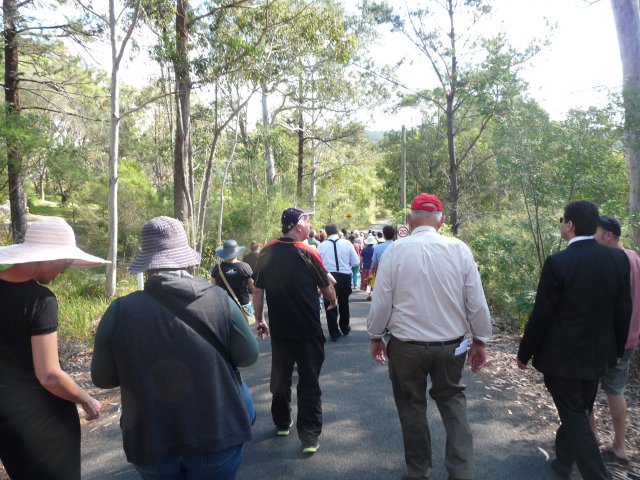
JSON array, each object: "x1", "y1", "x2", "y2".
[
  {"x1": 243, "y1": 252, "x2": 259, "y2": 277},
  {"x1": 254, "y1": 238, "x2": 330, "y2": 339},
  {"x1": 211, "y1": 261, "x2": 253, "y2": 305},
  {"x1": 0, "y1": 280, "x2": 58, "y2": 387}
]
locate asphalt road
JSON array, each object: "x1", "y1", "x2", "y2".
[{"x1": 81, "y1": 289, "x2": 560, "y2": 479}]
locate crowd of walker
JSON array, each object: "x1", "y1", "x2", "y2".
[{"x1": 0, "y1": 193, "x2": 637, "y2": 480}]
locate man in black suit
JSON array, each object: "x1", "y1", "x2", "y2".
[{"x1": 517, "y1": 200, "x2": 631, "y2": 480}]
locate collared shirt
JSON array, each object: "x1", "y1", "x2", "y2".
[
  {"x1": 317, "y1": 234, "x2": 359, "y2": 273},
  {"x1": 366, "y1": 225, "x2": 492, "y2": 343},
  {"x1": 624, "y1": 248, "x2": 640, "y2": 349},
  {"x1": 254, "y1": 238, "x2": 330, "y2": 339},
  {"x1": 372, "y1": 239, "x2": 393, "y2": 264},
  {"x1": 567, "y1": 235, "x2": 594, "y2": 245}
]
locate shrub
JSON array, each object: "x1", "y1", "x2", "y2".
[
  {"x1": 51, "y1": 267, "x2": 138, "y2": 342},
  {"x1": 464, "y1": 215, "x2": 558, "y2": 328}
]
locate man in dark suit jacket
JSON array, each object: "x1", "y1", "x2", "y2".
[{"x1": 517, "y1": 200, "x2": 631, "y2": 480}]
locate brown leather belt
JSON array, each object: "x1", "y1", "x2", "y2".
[{"x1": 403, "y1": 336, "x2": 464, "y2": 347}]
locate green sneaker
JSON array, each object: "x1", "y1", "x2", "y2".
[
  {"x1": 302, "y1": 441, "x2": 319, "y2": 454},
  {"x1": 276, "y1": 421, "x2": 293, "y2": 436}
]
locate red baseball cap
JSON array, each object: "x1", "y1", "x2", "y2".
[{"x1": 410, "y1": 193, "x2": 443, "y2": 212}]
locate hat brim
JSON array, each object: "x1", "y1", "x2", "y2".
[
  {"x1": 128, "y1": 245, "x2": 200, "y2": 273},
  {"x1": 0, "y1": 244, "x2": 109, "y2": 267},
  {"x1": 215, "y1": 246, "x2": 246, "y2": 260}
]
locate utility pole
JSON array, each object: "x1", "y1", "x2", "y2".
[{"x1": 401, "y1": 125, "x2": 407, "y2": 210}]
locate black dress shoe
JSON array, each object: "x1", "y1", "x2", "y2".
[{"x1": 341, "y1": 327, "x2": 351, "y2": 336}]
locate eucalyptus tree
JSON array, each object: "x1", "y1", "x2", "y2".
[
  {"x1": 366, "y1": 0, "x2": 536, "y2": 234},
  {"x1": 255, "y1": 0, "x2": 383, "y2": 204},
  {"x1": 1, "y1": 0, "x2": 103, "y2": 241},
  {"x1": 106, "y1": 0, "x2": 141, "y2": 298},
  {"x1": 377, "y1": 105, "x2": 496, "y2": 225},
  {"x1": 141, "y1": 0, "x2": 255, "y2": 224},
  {"x1": 611, "y1": 0, "x2": 640, "y2": 246},
  {"x1": 494, "y1": 100, "x2": 625, "y2": 269},
  {"x1": 254, "y1": 0, "x2": 355, "y2": 187},
  {"x1": 312, "y1": 125, "x2": 385, "y2": 227},
  {"x1": 493, "y1": 99, "x2": 560, "y2": 269},
  {"x1": 555, "y1": 106, "x2": 626, "y2": 213}
]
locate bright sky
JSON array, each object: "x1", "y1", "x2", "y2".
[
  {"x1": 60, "y1": 0, "x2": 622, "y2": 132},
  {"x1": 365, "y1": 0, "x2": 622, "y2": 130}
]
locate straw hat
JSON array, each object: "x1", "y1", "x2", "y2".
[
  {"x1": 0, "y1": 216, "x2": 109, "y2": 267},
  {"x1": 128, "y1": 216, "x2": 200, "y2": 273},
  {"x1": 215, "y1": 239, "x2": 245, "y2": 260}
]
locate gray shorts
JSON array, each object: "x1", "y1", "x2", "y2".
[{"x1": 601, "y1": 346, "x2": 637, "y2": 395}]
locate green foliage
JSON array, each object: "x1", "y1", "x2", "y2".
[
  {"x1": 73, "y1": 159, "x2": 165, "y2": 260},
  {"x1": 51, "y1": 267, "x2": 137, "y2": 342},
  {"x1": 2, "y1": 0, "x2": 633, "y2": 338},
  {"x1": 27, "y1": 197, "x2": 74, "y2": 217},
  {"x1": 464, "y1": 214, "x2": 559, "y2": 327}
]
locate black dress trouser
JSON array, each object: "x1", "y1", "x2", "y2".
[
  {"x1": 543, "y1": 374, "x2": 609, "y2": 480},
  {"x1": 323, "y1": 272, "x2": 352, "y2": 338},
  {"x1": 270, "y1": 336, "x2": 325, "y2": 443}
]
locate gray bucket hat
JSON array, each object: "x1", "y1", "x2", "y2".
[
  {"x1": 128, "y1": 216, "x2": 200, "y2": 273},
  {"x1": 215, "y1": 239, "x2": 246, "y2": 260}
]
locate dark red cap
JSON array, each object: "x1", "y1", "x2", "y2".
[{"x1": 410, "y1": 193, "x2": 443, "y2": 212}]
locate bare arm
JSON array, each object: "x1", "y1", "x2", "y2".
[
  {"x1": 320, "y1": 284, "x2": 337, "y2": 310},
  {"x1": 369, "y1": 338, "x2": 387, "y2": 365},
  {"x1": 253, "y1": 286, "x2": 269, "y2": 338},
  {"x1": 247, "y1": 276, "x2": 255, "y2": 294},
  {"x1": 32, "y1": 332, "x2": 101, "y2": 420},
  {"x1": 467, "y1": 339, "x2": 486, "y2": 373}
]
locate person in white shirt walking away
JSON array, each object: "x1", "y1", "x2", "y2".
[{"x1": 367, "y1": 193, "x2": 492, "y2": 480}]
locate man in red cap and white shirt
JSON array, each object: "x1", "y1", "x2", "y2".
[{"x1": 367, "y1": 193, "x2": 492, "y2": 480}]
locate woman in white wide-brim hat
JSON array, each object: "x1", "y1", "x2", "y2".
[{"x1": 0, "y1": 216, "x2": 108, "y2": 480}]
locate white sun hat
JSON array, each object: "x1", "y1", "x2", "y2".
[{"x1": 0, "y1": 216, "x2": 109, "y2": 267}]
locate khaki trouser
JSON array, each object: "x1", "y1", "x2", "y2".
[{"x1": 387, "y1": 336, "x2": 473, "y2": 480}]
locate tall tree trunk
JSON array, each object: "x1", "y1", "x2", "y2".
[
  {"x1": 216, "y1": 126, "x2": 239, "y2": 246},
  {"x1": 105, "y1": 0, "x2": 139, "y2": 298},
  {"x1": 173, "y1": 0, "x2": 193, "y2": 222},
  {"x1": 197, "y1": 127, "x2": 220, "y2": 256},
  {"x1": 37, "y1": 173, "x2": 44, "y2": 200},
  {"x1": 297, "y1": 109, "x2": 304, "y2": 200},
  {"x1": 446, "y1": 93, "x2": 459, "y2": 235},
  {"x1": 3, "y1": 0, "x2": 27, "y2": 243},
  {"x1": 296, "y1": 75, "x2": 305, "y2": 199},
  {"x1": 310, "y1": 156, "x2": 317, "y2": 210},
  {"x1": 611, "y1": 0, "x2": 640, "y2": 247},
  {"x1": 106, "y1": 0, "x2": 120, "y2": 298},
  {"x1": 445, "y1": 0, "x2": 459, "y2": 235},
  {"x1": 261, "y1": 82, "x2": 276, "y2": 184}
]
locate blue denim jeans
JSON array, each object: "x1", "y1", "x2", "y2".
[{"x1": 134, "y1": 444, "x2": 244, "y2": 480}]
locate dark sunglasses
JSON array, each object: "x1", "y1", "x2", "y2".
[{"x1": 559, "y1": 217, "x2": 571, "y2": 224}]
